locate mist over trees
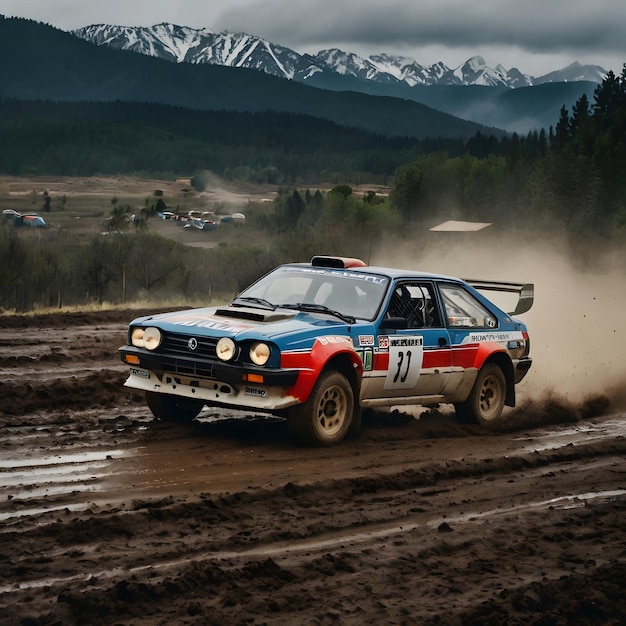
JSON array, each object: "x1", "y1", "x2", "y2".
[{"x1": 1, "y1": 66, "x2": 625, "y2": 312}]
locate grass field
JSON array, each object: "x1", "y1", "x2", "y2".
[{"x1": 0, "y1": 174, "x2": 277, "y2": 247}]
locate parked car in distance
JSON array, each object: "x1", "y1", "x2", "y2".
[
  {"x1": 21, "y1": 215, "x2": 48, "y2": 228},
  {"x1": 2, "y1": 210, "x2": 48, "y2": 228},
  {"x1": 120, "y1": 256, "x2": 533, "y2": 446}
]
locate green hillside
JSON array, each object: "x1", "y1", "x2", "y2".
[
  {"x1": 0, "y1": 16, "x2": 502, "y2": 141},
  {"x1": 0, "y1": 98, "x2": 475, "y2": 179}
]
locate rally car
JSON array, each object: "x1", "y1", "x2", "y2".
[{"x1": 119, "y1": 256, "x2": 533, "y2": 446}]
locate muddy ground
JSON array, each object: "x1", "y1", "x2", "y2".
[{"x1": 0, "y1": 310, "x2": 625, "y2": 626}]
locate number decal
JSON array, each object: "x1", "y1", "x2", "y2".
[
  {"x1": 393, "y1": 350, "x2": 413, "y2": 383},
  {"x1": 384, "y1": 336, "x2": 423, "y2": 389}
]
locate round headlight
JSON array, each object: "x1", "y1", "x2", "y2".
[
  {"x1": 216, "y1": 337, "x2": 236, "y2": 361},
  {"x1": 249, "y1": 342, "x2": 271, "y2": 366},
  {"x1": 131, "y1": 327, "x2": 145, "y2": 347},
  {"x1": 143, "y1": 327, "x2": 162, "y2": 350}
]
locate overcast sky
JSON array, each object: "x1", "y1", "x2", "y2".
[{"x1": 2, "y1": 0, "x2": 625, "y2": 76}]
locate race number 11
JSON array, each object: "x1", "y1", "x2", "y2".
[{"x1": 384, "y1": 336, "x2": 424, "y2": 390}]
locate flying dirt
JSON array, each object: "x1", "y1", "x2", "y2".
[{"x1": 0, "y1": 304, "x2": 625, "y2": 625}]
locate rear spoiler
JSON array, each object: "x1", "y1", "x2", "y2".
[{"x1": 464, "y1": 280, "x2": 534, "y2": 316}]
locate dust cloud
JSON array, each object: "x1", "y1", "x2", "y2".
[
  {"x1": 197, "y1": 170, "x2": 275, "y2": 209},
  {"x1": 371, "y1": 231, "x2": 626, "y2": 410}
]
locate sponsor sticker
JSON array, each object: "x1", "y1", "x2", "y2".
[
  {"x1": 167, "y1": 312, "x2": 254, "y2": 332},
  {"x1": 245, "y1": 387, "x2": 267, "y2": 397},
  {"x1": 317, "y1": 335, "x2": 353, "y2": 346},
  {"x1": 359, "y1": 335, "x2": 375, "y2": 346},
  {"x1": 468, "y1": 331, "x2": 518, "y2": 343},
  {"x1": 389, "y1": 337, "x2": 423, "y2": 348}
]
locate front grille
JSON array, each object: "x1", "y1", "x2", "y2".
[
  {"x1": 159, "y1": 354, "x2": 215, "y2": 379},
  {"x1": 160, "y1": 332, "x2": 218, "y2": 360},
  {"x1": 153, "y1": 332, "x2": 224, "y2": 379}
]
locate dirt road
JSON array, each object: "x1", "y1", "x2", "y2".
[{"x1": 1, "y1": 311, "x2": 625, "y2": 625}]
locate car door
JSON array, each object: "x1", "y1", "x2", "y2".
[{"x1": 362, "y1": 281, "x2": 452, "y2": 400}]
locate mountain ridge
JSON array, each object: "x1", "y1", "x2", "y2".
[
  {"x1": 0, "y1": 16, "x2": 501, "y2": 141},
  {"x1": 0, "y1": 16, "x2": 604, "y2": 134},
  {"x1": 73, "y1": 22, "x2": 608, "y2": 89}
]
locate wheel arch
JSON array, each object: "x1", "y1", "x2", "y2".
[
  {"x1": 323, "y1": 352, "x2": 363, "y2": 438},
  {"x1": 483, "y1": 352, "x2": 515, "y2": 407},
  {"x1": 324, "y1": 352, "x2": 361, "y2": 400},
  {"x1": 287, "y1": 337, "x2": 363, "y2": 405}
]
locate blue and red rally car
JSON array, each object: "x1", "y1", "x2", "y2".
[{"x1": 119, "y1": 256, "x2": 533, "y2": 446}]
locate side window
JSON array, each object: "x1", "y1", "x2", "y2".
[
  {"x1": 386, "y1": 283, "x2": 441, "y2": 328},
  {"x1": 439, "y1": 284, "x2": 498, "y2": 328}
]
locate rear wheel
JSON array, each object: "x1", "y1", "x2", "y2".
[
  {"x1": 455, "y1": 363, "x2": 506, "y2": 425},
  {"x1": 288, "y1": 371, "x2": 354, "y2": 446},
  {"x1": 145, "y1": 391, "x2": 204, "y2": 423}
]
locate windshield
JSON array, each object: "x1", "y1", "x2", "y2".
[{"x1": 235, "y1": 266, "x2": 389, "y2": 321}]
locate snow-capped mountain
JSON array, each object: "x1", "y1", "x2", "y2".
[
  {"x1": 447, "y1": 56, "x2": 521, "y2": 87},
  {"x1": 72, "y1": 23, "x2": 606, "y2": 89},
  {"x1": 73, "y1": 24, "x2": 326, "y2": 82},
  {"x1": 368, "y1": 53, "x2": 449, "y2": 86},
  {"x1": 533, "y1": 61, "x2": 607, "y2": 85}
]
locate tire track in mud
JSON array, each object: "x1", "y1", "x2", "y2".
[
  {"x1": 1, "y1": 435, "x2": 625, "y2": 625},
  {"x1": 1, "y1": 311, "x2": 626, "y2": 625}
]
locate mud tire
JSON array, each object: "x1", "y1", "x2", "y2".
[
  {"x1": 455, "y1": 363, "x2": 506, "y2": 425},
  {"x1": 288, "y1": 371, "x2": 354, "y2": 446},
  {"x1": 146, "y1": 391, "x2": 204, "y2": 423}
]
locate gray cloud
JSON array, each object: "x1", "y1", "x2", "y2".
[
  {"x1": 214, "y1": 0, "x2": 626, "y2": 56},
  {"x1": 2, "y1": 0, "x2": 625, "y2": 74}
]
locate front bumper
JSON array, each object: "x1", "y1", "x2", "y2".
[
  {"x1": 119, "y1": 345, "x2": 299, "y2": 387},
  {"x1": 119, "y1": 346, "x2": 301, "y2": 410},
  {"x1": 123, "y1": 368, "x2": 300, "y2": 411}
]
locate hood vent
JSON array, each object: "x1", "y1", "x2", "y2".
[{"x1": 215, "y1": 307, "x2": 295, "y2": 323}]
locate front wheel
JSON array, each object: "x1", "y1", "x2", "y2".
[
  {"x1": 455, "y1": 363, "x2": 506, "y2": 425},
  {"x1": 146, "y1": 391, "x2": 204, "y2": 423},
  {"x1": 288, "y1": 371, "x2": 354, "y2": 446}
]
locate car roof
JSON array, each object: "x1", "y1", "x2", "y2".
[
  {"x1": 282, "y1": 261, "x2": 463, "y2": 284},
  {"x1": 360, "y1": 265, "x2": 461, "y2": 282}
]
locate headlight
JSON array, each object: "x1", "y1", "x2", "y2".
[
  {"x1": 131, "y1": 326, "x2": 162, "y2": 350},
  {"x1": 143, "y1": 327, "x2": 162, "y2": 350},
  {"x1": 249, "y1": 342, "x2": 270, "y2": 366},
  {"x1": 216, "y1": 337, "x2": 236, "y2": 361},
  {"x1": 131, "y1": 327, "x2": 145, "y2": 347}
]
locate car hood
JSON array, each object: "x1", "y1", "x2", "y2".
[{"x1": 132, "y1": 305, "x2": 352, "y2": 342}]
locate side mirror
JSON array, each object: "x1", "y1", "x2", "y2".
[{"x1": 380, "y1": 316, "x2": 408, "y2": 331}]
